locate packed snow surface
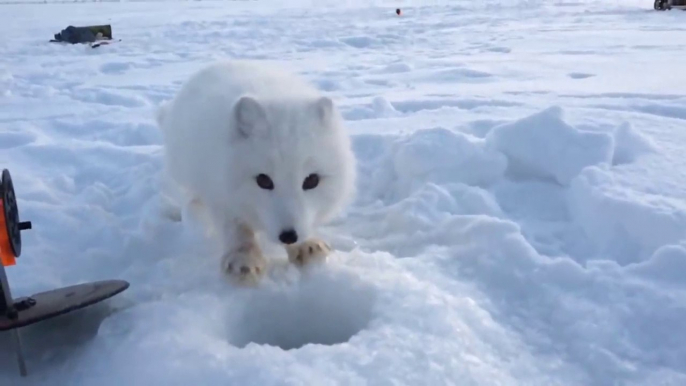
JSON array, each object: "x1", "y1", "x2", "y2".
[{"x1": 1, "y1": 0, "x2": 686, "y2": 385}]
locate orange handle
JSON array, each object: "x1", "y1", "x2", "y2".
[{"x1": 0, "y1": 199, "x2": 16, "y2": 266}]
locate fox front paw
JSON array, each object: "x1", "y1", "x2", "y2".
[
  {"x1": 221, "y1": 244, "x2": 266, "y2": 286},
  {"x1": 286, "y1": 239, "x2": 332, "y2": 267}
]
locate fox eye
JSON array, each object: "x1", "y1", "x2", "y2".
[
  {"x1": 302, "y1": 173, "x2": 319, "y2": 190},
  {"x1": 256, "y1": 174, "x2": 274, "y2": 190}
]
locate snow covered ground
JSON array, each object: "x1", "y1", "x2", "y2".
[{"x1": 1, "y1": 0, "x2": 685, "y2": 384}]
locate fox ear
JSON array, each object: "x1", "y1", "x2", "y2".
[
  {"x1": 313, "y1": 96, "x2": 334, "y2": 125},
  {"x1": 232, "y1": 95, "x2": 269, "y2": 139}
]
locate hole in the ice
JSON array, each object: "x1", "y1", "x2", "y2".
[{"x1": 226, "y1": 269, "x2": 377, "y2": 350}]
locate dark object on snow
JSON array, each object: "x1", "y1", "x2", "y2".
[
  {"x1": 50, "y1": 24, "x2": 112, "y2": 44},
  {"x1": 0, "y1": 168, "x2": 129, "y2": 378},
  {"x1": 654, "y1": 0, "x2": 686, "y2": 10}
]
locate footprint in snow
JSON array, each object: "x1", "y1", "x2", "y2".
[{"x1": 568, "y1": 72, "x2": 596, "y2": 79}]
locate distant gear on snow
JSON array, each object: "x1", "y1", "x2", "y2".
[
  {"x1": 654, "y1": 0, "x2": 686, "y2": 10},
  {"x1": 49, "y1": 24, "x2": 116, "y2": 48}
]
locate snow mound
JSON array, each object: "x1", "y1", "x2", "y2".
[
  {"x1": 391, "y1": 127, "x2": 507, "y2": 193},
  {"x1": 371, "y1": 96, "x2": 401, "y2": 118},
  {"x1": 612, "y1": 122, "x2": 658, "y2": 165},
  {"x1": 486, "y1": 106, "x2": 614, "y2": 185},
  {"x1": 433, "y1": 211, "x2": 686, "y2": 386},
  {"x1": 568, "y1": 166, "x2": 686, "y2": 265},
  {"x1": 626, "y1": 243, "x2": 686, "y2": 287}
]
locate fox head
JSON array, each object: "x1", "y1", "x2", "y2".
[{"x1": 224, "y1": 94, "x2": 356, "y2": 246}]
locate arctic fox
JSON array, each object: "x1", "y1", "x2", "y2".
[{"x1": 156, "y1": 60, "x2": 356, "y2": 285}]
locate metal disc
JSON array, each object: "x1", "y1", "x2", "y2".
[{"x1": 0, "y1": 280, "x2": 129, "y2": 331}]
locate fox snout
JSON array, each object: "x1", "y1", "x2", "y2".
[
  {"x1": 264, "y1": 196, "x2": 312, "y2": 246},
  {"x1": 278, "y1": 229, "x2": 298, "y2": 244}
]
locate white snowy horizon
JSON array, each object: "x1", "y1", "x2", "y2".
[{"x1": 1, "y1": 0, "x2": 685, "y2": 385}]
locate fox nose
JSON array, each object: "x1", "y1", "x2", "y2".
[{"x1": 279, "y1": 229, "x2": 298, "y2": 245}]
